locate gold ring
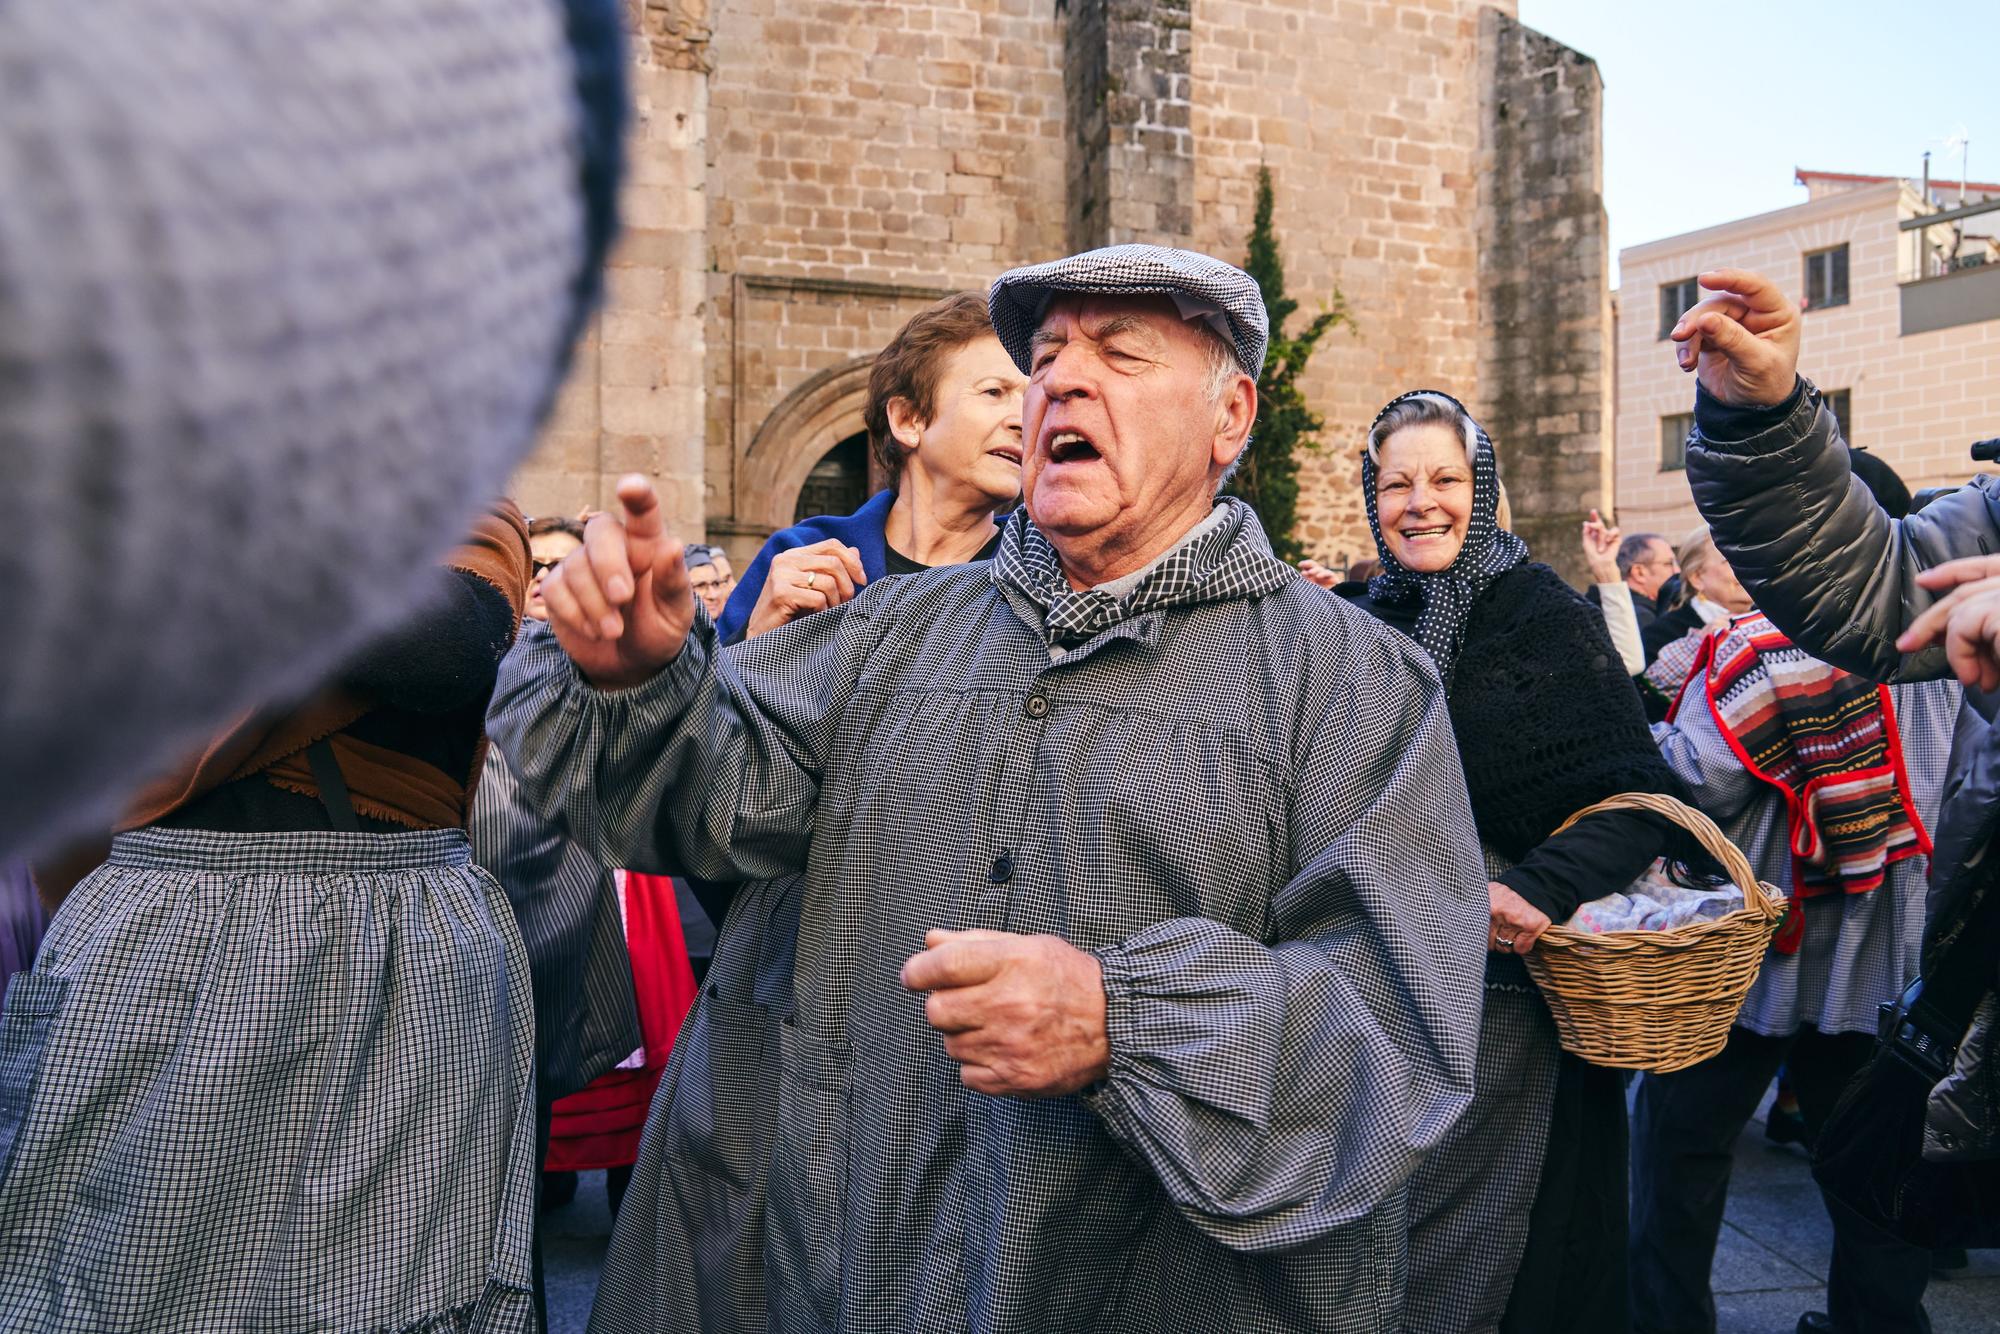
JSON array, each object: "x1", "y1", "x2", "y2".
[{"x1": 804, "y1": 571, "x2": 818, "y2": 591}]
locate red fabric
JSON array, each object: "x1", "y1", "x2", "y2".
[
  {"x1": 545, "y1": 872, "x2": 699, "y2": 1171},
  {"x1": 1668, "y1": 612, "x2": 1930, "y2": 900}
]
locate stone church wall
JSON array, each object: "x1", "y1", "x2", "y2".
[{"x1": 510, "y1": 0, "x2": 1612, "y2": 588}]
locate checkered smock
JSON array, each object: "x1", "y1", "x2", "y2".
[
  {"x1": 472, "y1": 746, "x2": 642, "y2": 1106},
  {"x1": 0, "y1": 828, "x2": 539, "y2": 1331},
  {"x1": 488, "y1": 504, "x2": 1491, "y2": 1333}
]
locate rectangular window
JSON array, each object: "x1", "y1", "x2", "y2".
[
  {"x1": 1804, "y1": 244, "x2": 1850, "y2": 311},
  {"x1": 1824, "y1": 388, "x2": 1852, "y2": 442},
  {"x1": 1658, "y1": 277, "x2": 1701, "y2": 340},
  {"x1": 1661, "y1": 412, "x2": 1694, "y2": 471}
]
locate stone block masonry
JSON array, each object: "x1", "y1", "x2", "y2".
[
  {"x1": 1190, "y1": 0, "x2": 1513, "y2": 569},
  {"x1": 1475, "y1": 8, "x2": 1612, "y2": 588},
  {"x1": 508, "y1": 0, "x2": 1613, "y2": 586},
  {"x1": 1065, "y1": 0, "x2": 1196, "y2": 250},
  {"x1": 512, "y1": 0, "x2": 712, "y2": 536}
]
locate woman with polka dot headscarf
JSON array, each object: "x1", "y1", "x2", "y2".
[{"x1": 1311, "y1": 389, "x2": 1712, "y2": 1334}]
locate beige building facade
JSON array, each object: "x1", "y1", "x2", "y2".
[
  {"x1": 1614, "y1": 169, "x2": 2000, "y2": 540},
  {"x1": 516, "y1": 0, "x2": 1618, "y2": 584}
]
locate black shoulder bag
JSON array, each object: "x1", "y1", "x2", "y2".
[{"x1": 1810, "y1": 865, "x2": 2000, "y2": 1249}]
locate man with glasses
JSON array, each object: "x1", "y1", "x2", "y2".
[
  {"x1": 1588, "y1": 531, "x2": 1677, "y2": 644},
  {"x1": 683, "y1": 545, "x2": 738, "y2": 621},
  {"x1": 528, "y1": 518, "x2": 587, "y2": 623},
  {"x1": 1619, "y1": 534, "x2": 1679, "y2": 630}
]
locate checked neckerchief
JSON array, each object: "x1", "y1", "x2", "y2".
[{"x1": 992, "y1": 498, "x2": 1289, "y2": 649}]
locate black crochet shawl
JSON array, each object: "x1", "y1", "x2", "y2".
[
  {"x1": 1345, "y1": 561, "x2": 1700, "y2": 922},
  {"x1": 1451, "y1": 564, "x2": 1692, "y2": 863}
]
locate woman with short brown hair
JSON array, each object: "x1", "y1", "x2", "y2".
[{"x1": 716, "y1": 290, "x2": 1024, "y2": 641}]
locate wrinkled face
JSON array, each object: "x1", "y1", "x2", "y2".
[
  {"x1": 688, "y1": 553, "x2": 736, "y2": 619},
  {"x1": 897, "y1": 336, "x2": 1025, "y2": 508},
  {"x1": 1375, "y1": 423, "x2": 1475, "y2": 574},
  {"x1": 1689, "y1": 547, "x2": 1753, "y2": 614},
  {"x1": 527, "y1": 530, "x2": 582, "y2": 621},
  {"x1": 1021, "y1": 294, "x2": 1240, "y2": 557}
]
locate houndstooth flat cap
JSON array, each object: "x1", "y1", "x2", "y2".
[{"x1": 988, "y1": 244, "x2": 1269, "y2": 379}]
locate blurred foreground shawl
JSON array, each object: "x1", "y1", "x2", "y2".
[{"x1": 0, "y1": 0, "x2": 624, "y2": 857}]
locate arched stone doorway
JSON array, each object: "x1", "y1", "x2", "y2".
[
  {"x1": 729, "y1": 356, "x2": 894, "y2": 563},
  {"x1": 793, "y1": 431, "x2": 872, "y2": 524},
  {"x1": 737, "y1": 357, "x2": 870, "y2": 534}
]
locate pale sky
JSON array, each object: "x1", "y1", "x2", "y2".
[{"x1": 1517, "y1": 0, "x2": 2000, "y2": 285}]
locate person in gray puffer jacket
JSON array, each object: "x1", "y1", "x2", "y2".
[{"x1": 1669, "y1": 265, "x2": 2000, "y2": 1174}]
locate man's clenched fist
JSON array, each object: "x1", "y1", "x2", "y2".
[
  {"x1": 540, "y1": 475, "x2": 697, "y2": 691},
  {"x1": 902, "y1": 928, "x2": 1111, "y2": 1099}
]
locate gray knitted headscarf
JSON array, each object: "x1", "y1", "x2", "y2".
[{"x1": 1361, "y1": 389, "x2": 1529, "y2": 685}]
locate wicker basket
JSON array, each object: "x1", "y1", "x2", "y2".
[{"x1": 1520, "y1": 792, "x2": 1786, "y2": 1074}]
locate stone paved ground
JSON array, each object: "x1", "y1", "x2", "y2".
[
  {"x1": 541, "y1": 1174, "x2": 615, "y2": 1334},
  {"x1": 540, "y1": 1094, "x2": 2000, "y2": 1332},
  {"x1": 1705, "y1": 1092, "x2": 1999, "y2": 1333}
]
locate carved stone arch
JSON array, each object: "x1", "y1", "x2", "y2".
[{"x1": 739, "y1": 356, "x2": 876, "y2": 533}]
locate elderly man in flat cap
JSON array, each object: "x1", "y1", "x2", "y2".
[{"x1": 489, "y1": 245, "x2": 1489, "y2": 1334}]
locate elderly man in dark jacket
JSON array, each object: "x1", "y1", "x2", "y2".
[
  {"x1": 489, "y1": 246, "x2": 1490, "y2": 1334},
  {"x1": 1671, "y1": 266, "x2": 2000, "y2": 1331}
]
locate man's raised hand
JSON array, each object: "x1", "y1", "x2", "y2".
[
  {"x1": 1581, "y1": 508, "x2": 1622, "y2": 585},
  {"x1": 540, "y1": 475, "x2": 697, "y2": 690},
  {"x1": 1669, "y1": 268, "x2": 1801, "y2": 408}
]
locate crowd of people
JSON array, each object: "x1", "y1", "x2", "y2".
[
  {"x1": 3, "y1": 232, "x2": 1994, "y2": 1334},
  {"x1": 1, "y1": 13, "x2": 1995, "y2": 1329},
  {"x1": 485, "y1": 248, "x2": 1977, "y2": 1334}
]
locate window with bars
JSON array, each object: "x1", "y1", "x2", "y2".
[
  {"x1": 1824, "y1": 388, "x2": 1852, "y2": 442},
  {"x1": 1661, "y1": 412, "x2": 1694, "y2": 471},
  {"x1": 1804, "y1": 245, "x2": 1850, "y2": 311},
  {"x1": 1658, "y1": 277, "x2": 1701, "y2": 340}
]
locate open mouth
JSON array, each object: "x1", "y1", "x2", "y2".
[
  {"x1": 987, "y1": 444, "x2": 1023, "y2": 466},
  {"x1": 1045, "y1": 429, "x2": 1101, "y2": 464},
  {"x1": 1400, "y1": 525, "x2": 1452, "y2": 541}
]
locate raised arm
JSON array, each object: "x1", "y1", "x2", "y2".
[
  {"x1": 1583, "y1": 510, "x2": 1645, "y2": 676},
  {"x1": 485, "y1": 476, "x2": 884, "y2": 885},
  {"x1": 1674, "y1": 268, "x2": 2000, "y2": 684}
]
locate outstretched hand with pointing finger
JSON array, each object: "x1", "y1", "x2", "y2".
[
  {"x1": 540, "y1": 474, "x2": 698, "y2": 691},
  {"x1": 1895, "y1": 554, "x2": 2000, "y2": 693}
]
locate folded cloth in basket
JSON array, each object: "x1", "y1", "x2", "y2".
[{"x1": 1565, "y1": 860, "x2": 1745, "y2": 934}]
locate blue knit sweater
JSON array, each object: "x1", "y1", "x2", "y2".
[{"x1": 716, "y1": 490, "x2": 898, "y2": 644}]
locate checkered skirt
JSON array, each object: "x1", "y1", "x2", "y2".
[{"x1": 0, "y1": 828, "x2": 537, "y2": 1333}]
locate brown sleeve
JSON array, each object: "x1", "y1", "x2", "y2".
[{"x1": 449, "y1": 499, "x2": 532, "y2": 631}]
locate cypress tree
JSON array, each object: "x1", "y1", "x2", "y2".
[{"x1": 1229, "y1": 166, "x2": 1353, "y2": 564}]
